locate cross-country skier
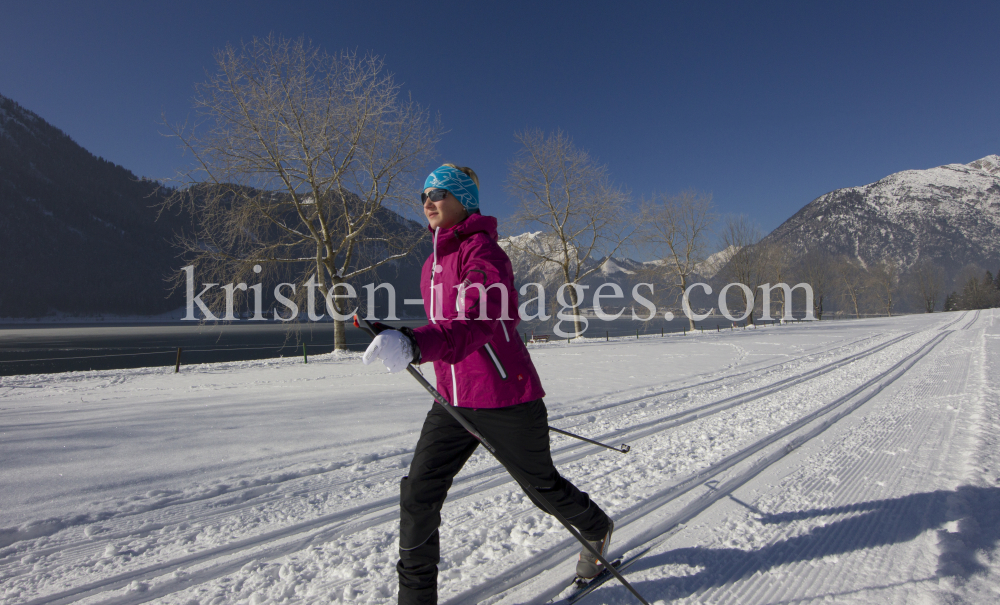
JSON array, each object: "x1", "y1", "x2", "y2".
[{"x1": 362, "y1": 164, "x2": 614, "y2": 605}]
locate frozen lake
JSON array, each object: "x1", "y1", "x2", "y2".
[{"x1": 0, "y1": 315, "x2": 749, "y2": 376}]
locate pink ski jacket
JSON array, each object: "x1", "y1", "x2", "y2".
[{"x1": 411, "y1": 213, "x2": 546, "y2": 408}]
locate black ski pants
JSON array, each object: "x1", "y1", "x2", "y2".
[{"x1": 397, "y1": 398, "x2": 609, "y2": 605}]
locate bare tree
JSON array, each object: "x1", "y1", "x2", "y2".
[
  {"x1": 906, "y1": 259, "x2": 945, "y2": 312},
  {"x1": 762, "y1": 242, "x2": 795, "y2": 319},
  {"x1": 505, "y1": 129, "x2": 632, "y2": 336},
  {"x1": 717, "y1": 215, "x2": 769, "y2": 324},
  {"x1": 867, "y1": 259, "x2": 900, "y2": 316},
  {"x1": 639, "y1": 190, "x2": 716, "y2": 330},
  {"x1": 833, "y1": 256, "x2": 867, "y2": 318},
  {"x1": 162, "y1": 36, "x2": 439, "y2": 348},
  {"x1": 797, "y1": 249, "x2": 833, "y2": 319}
]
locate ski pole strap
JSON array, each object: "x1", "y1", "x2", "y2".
[{"x1": 549, "y1": 426, "x2": 631, "y2": 453}]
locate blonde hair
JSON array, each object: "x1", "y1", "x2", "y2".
[{"x1": 443, "y1": 163, "x2": 480, "y2": 189}]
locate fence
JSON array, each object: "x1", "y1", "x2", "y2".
[{"x1": 0, "y1": 312, "x2": 847, "y2": 377}]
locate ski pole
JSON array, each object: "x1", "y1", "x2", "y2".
[
  {"x1": 354, "y1": 316, "x2": 649, "y2": 605},
  {"x1": 548, "y1": 426, "x2": 631, "y2": 453}
]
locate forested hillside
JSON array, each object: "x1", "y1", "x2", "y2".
[
  {"x1": 0, "y1": 94, "x2": 189, "y2": 317},
  {"x1": 0, "y1": 94, "x2": 426, "y2": 319}
]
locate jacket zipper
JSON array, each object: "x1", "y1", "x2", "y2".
[
  {"x1": 429, "y1": 227, "x2": 440, "y2": 324},
  {"x1": 483, "y1": 343, "x2": 508, "y2": 380}
]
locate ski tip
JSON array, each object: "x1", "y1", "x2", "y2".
[{"x1": 352, "y1": 314, "x2": 360, "y2": 328}]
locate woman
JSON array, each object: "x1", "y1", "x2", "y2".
[{"x1": 363, "y1": 164, "x2": 613, "y2": 605}]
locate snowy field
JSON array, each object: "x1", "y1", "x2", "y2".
[{"x1": 1, "y1": 310, "x2": 998, "y2": 604}]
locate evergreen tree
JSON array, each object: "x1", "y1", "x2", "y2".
[{"x1": 944, "y1": 291, "x2": 959, "y2": 311}]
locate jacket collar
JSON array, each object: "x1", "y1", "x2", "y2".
[{"x1": 429, "y1": 213, "x2": 498, "y2": 254}]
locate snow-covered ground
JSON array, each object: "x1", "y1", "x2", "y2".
[{"x1": 1, "y1": 310, "x2": 998, "y2": 604}]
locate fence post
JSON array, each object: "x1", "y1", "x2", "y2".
[
  {"x1": 174, "y1": 347, "x2": 182, "y2": 373},
  {"x1": 303, "y1": 343, "x2": 308, "y2": 364},
  {"x1": 606, "y1": 330, "x2": 609, "y2": 342}
]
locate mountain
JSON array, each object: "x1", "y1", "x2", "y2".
[
  {"x1": 498, "y1": 232, "x2": 662, "y2": 310},
  {"x1": 498, "y1": 232, "x2": 647, "y2": 290},
  {"x1": 0, "y1": 93, "x2": 190, "y2": 318},
  {"x1": 695, "y1": 245, "x2": 739, "y2": 279},
  {"x1": 762, "y1": 155, "x2": 1000, "y2": 276},
  {"x1": 0, "y1": 94, "x2": 425, "y2": 319},
  {"x1": 498, "y1": 231, "x2": 571, "y2": 287}
]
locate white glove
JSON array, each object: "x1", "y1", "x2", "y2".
[{"x1": 362, "y1": 330, "x2": 415, "y2": 373}]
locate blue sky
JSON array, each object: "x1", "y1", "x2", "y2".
[{"x1": 2, "y1": 1, "x2": 997, "y2": 235}]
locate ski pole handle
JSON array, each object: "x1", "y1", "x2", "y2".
[{"x1": 353, "y1": 315, "x2": 496, "y2": 452}]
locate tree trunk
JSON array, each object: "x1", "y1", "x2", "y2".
[
  {"x1": 567, "y1": 283, "x2": 584, "y2": 338},
  {"x1": 331, "y1": 275, "x2": 348, "y2": 350},
  {"x1": 741, "y1": 291, "x2": 756, "y2": 325},
  {"x1": 680, "y1": 276, "x2": 696, "y2": 331},
  {"x1": 334, "y1": 317, "x2": 347, "y2": 350}
]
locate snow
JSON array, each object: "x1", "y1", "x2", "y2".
[
  {"x1": 599, "y1": 259, "x2": 635, "y2": 276},
  {"x1": 1, "y1": 310, "x2": 998, "y2": 604},
  {"x1": 841, "y1": 155, "x2": 1000, "y2": 227},
  {"x1": 499, "y1": 232, "x2": 573, "y2": 285},
  {"x1": 964, "y1": 154, "x2": 1000, "y2": 176},
  {"x1": 695, "y1": 245, "x2": 740, "y2": 279}
]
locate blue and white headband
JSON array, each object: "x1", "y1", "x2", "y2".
[{"x1": 424, "y1": 165, "x2": 479, "y2": 212}]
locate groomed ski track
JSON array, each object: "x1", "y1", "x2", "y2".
[
  {"x1": 1, "y1": 310, "x2": 996, "y2": 604},
  {"x1": 498, "y1": 310, "x2": 994, "y2": 604}
]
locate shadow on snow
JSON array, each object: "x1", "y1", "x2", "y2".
[{"x1": 612, "y1": 485, "x2": 1000, "y2": 602}]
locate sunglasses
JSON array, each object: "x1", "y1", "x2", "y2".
[{"x1": 421, "y1": 189, "x2": 449, "y2": 204}]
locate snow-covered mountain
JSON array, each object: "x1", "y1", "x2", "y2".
[
  {"x1": 763, "y1": 155, "x2": 1000, "y2": 274},
  {"x1": 496, "y1": 232, "x2": 670, "y2": 312},
  {"x1": 497, "y1": 231, "x2": 571, "y2": 286},
  {"x1": 498, "y1": 232, "x2": 647, "y2": 289},
  {"x1": 696, "y1": 245, "x2": 740, "y2": 279}
]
